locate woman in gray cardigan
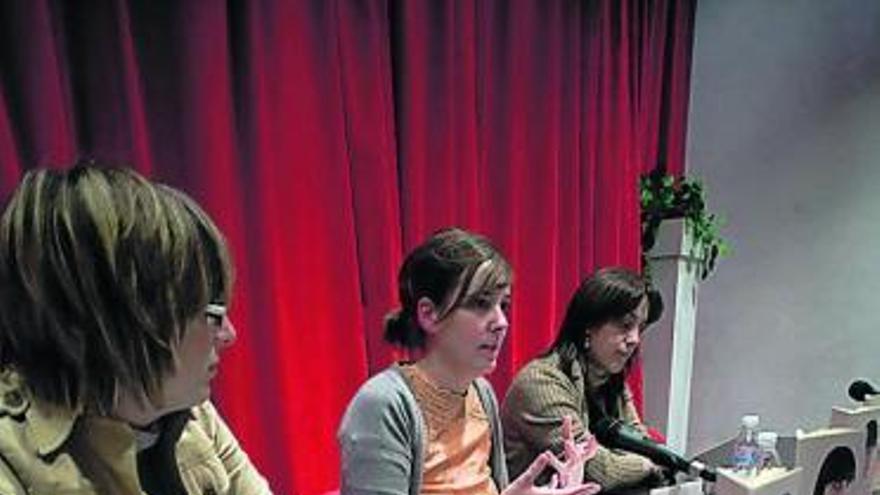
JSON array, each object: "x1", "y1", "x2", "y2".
[{"x1": 338, "y1": 228, "x2": 600, "y2": 495}]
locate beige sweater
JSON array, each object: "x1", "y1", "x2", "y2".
[
  {"x1": 501, "y1": 352, "x2": 653, "y2": 490},
  {"x1": 0, "y1": 368, "x2": 271, "y2": 495}
]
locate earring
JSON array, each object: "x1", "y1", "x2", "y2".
[{"x1": 583, "y1": 338, "x2": 590, "y2": 350}]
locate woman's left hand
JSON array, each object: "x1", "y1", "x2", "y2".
[{"x1": 503, "y1": 451, "x2": 602, "y2": 495}]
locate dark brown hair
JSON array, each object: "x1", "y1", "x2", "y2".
[
  {"x1": 384, "y1": 227, "x2": 511, "y2": 350},
  {"x1": 814, "y1": 446, "x2": 855, "y2": 495},
  {"x1": 548, "y1": 267, "x2": 662, "y2": 418}
]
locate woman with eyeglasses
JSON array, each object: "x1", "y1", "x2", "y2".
[
  {"x1": 0, "y1": 165, "x2": 271, "y2": 494},
  {"x1": 501, "y1": 267, "x2": 665, "y2": 491},
  {"x1": 338, "y1": 228, "x2": 600, "y2": 495}
]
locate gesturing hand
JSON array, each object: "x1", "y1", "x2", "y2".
[
  {"x1": 547, "y1": 415, "x2": 600, "y2": 487},
  {"x1": 503, "y1": 451, "x2": 601, "y2": 495}
]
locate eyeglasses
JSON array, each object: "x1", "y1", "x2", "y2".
[{"x1": 205, "y1": 303, "x2": 227, "y2": 327}]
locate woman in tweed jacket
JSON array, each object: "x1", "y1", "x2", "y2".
[{"x1": 502, "y1": 267, "x2": 665, "y2": 491}]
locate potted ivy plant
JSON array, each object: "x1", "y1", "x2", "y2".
[{"x1": 640, "y1": 168, "x2": 730, "y2": 280}]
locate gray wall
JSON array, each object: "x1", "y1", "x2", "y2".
[{"x1": 683, "y1": 0, "x2": 880, "y2": 454}]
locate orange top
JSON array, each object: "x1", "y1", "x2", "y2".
[{"x1": 402, "y1": 364, "x2": 499, "y2": 495}]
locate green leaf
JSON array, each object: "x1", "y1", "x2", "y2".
[{"x1": 640, "y1": 169, "x2": 731, "y2": 279}]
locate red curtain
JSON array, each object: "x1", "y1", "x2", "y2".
[{"x1": 0, "y1": 1, "x2": 695, "y2": 493}]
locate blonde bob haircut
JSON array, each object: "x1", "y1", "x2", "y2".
[{"x1": 0, "y1": 164, "x2": 232, "y2": 413}]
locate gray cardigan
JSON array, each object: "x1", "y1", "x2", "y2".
[{"x1": 338, "y1": 366, "x2": 509, "y2": 495}]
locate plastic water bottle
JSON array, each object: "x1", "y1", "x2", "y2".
[
  {"x1": 730, "y1": 414, "x2": 760, "y2": 475},
  {"x1": 757, "y1": 431, "x2": 781, "y2": 470}
]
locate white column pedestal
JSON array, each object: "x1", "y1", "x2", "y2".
[{"x1": 641, "y1": 218, "x2": 702, "y2": 454}]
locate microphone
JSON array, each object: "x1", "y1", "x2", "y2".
[
  {"x1": 849, "y1": 380, "x2": 879, "y2": 402},
  {"x1": 594, "y1": 418, "x2": 717, "y2": 482}
]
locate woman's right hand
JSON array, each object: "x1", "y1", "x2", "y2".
[
  {"x1": 502, "y1": 451, "x2": 602, "y2": 495},
  {"x1": 640, "y1": 457, "x2": 672, "y2": 486},
  {"x1": 554, "y1": 415, "x2": 599, "y2": 487}
]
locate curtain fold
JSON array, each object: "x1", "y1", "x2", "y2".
[{"x1": 0, "y1": 1, "x2": 696, "y2": 492}]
